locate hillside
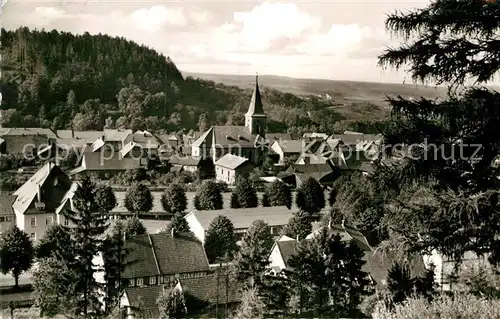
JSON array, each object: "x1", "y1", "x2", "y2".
[{"x1": 1, "y1": 27, "x2": 390, "y2": 135}]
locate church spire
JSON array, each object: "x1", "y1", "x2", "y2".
[
  {"x1": 246, "y1": 74, "x2": 264, "y2": 116},
  {"x1": 245, "y1": 73, "x2": 267, "y2": 136}
]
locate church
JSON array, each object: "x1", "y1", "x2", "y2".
[{"x1": 191, "y1": 75, "x2": 268, "y2": 165}]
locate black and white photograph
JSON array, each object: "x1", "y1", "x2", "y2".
[{"x1": 1, "y1": 0, "x2": 500, "y2": 318}]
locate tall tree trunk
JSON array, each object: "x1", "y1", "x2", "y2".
[{"x1": 14, "y1": 274, "x2": 19, "y2": 288}]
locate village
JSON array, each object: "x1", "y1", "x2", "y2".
[{"x1": 0, "y1": 76, "x2": 485, "y2": 318}]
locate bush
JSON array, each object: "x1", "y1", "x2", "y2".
[{"x1": 373, "y1": 293, "x2": 500, "y2": 319}]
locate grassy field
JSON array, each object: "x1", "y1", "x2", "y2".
[{"x1": 184, "y1": 72, "x2": 450, "y2": 109}]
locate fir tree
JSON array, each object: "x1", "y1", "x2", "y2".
[
  {"x1": 281, "y1": 213, "x2": 312, "y2": 240},
  {"x1": 195, "y1": 180, "x2": 223, "y2": 210},
  {"x1": 295, "y1": 177, "x2": 325, "y2": 216},
  {"x1": 232, "y1": 178, "x2": 258, "y2": 208},
  {"x1": 64, "y1": 175, "x2": 109, "y2": 317},
  {"x1": 204, "y1": 215, "x2": 236, "y2": 263},
  {"x1": 387, "y1": 262, "x2": 415, "y2": 305},
  {"x1": 265, "y1": 180, "x2": 292, "y2": 209},
  {"x1": 165, "y1": 212, "x2": 191, "y2": 236},
  {"x1": 234, "y1": 220, "x2": 273, "y2": 289}
]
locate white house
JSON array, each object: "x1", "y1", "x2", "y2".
[
  {"x1": 184, "y1": 206, "x2": 294, "y2": 244},
  {"x1": 214, "y1": 154, "x2": 255, "y2": 185}
]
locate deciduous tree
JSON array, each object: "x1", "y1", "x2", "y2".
[
  {"x1": 204, "y1": 215, "x2": 236, "y2": 263},
  {"x1": 232, "y1": 178, "x2": 258, "y2": 208},
  {"x1": 265, "y1": 180, "x2": 292, "y2": 209},
  {"x1": 295, "y1": 177, "x2": 325, "y2": 216},
  {"x1": 0, "y1": 225, "x2": 34, "y2": 287},
  {"x1": 195, "y1": 180, "x2": 223, "y2": 210},
  {"x1": 161, "y1": 183, "x2": 187, "y2": 214},
  {"x1": 124, "y1": 182, "x2": 153, "y2": 215},
  {"x1": 157, "y1": 287, "x2": 187, "y2": 319}
]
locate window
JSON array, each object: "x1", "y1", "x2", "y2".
[
  {"x1": 30, "y1": 217, "x2": 36, "y2": 227},
  {"x1": 129, "y1": 279, "x2": 135, "y2": 287},
  {"x1": 159, "y1": 276, "x2": 164, "y2": 284},
  {"x1": 64, "y1": 219, "x2": 69, "y2": 226},
  {"x1": 6, "y1": 216, "x2": 12, "y2": 222},
  {"x1": 150, "y1": 276, "x2": 156, "y2": 285},
  {"x1": 0, "y1": 217, "x2": 4, "y2": 222},
  {"x1": 30, "y1": 233, "x2": 36, "y2": 240},
  {"x1": 46, "y1": 216, "x2": 53, "y2": 225},
  {"x1": 136, "y1": 278, "x2": 144, "y2": 286}
]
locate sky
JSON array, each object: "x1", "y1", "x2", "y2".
[{"x1": 2, "y1": 0, "x2": 435, "y2": 83}]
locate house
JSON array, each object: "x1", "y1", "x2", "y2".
[
  {"x1": 90, "y1": 129, "x2": 132, "y2": 152},
  {"x1": 117, "y1": 232, "x2": 214, "y2": 317},
  {"x1": 120, "y1": 273, "x2": 242, "y2": 318},
  {"x1": 0, "y1": 128, "x2": 56, "y2": 156},
  {"x1": 191, "y1": 76, "x2": 268, "y2": 165},
  {"x1": 12, "y1": 162, "x2": 76, "y2": 241},
  {"x1": 267, "y1": 225, "x2": 397, "y2": 286},
  {"x1": 269, "y1": 140, "x2": 302, "y2": 164},
  {"x1": 184, "y1": 206, "x2": 294, "y2": 244},
  {"x1": 278, "y1": 162, "x2": 340, "y2": 187},
  {"x1": 69, "y1": 150, "x2": 145, "y2": 177},
  {"x1": 0, "y1": 193, "x2": 15, "y2": 234},
  {"x1": 302, "y1": 133, "x2": 329, "y2": 140},
  {"x1": 168, "y1": 154, "x2": 213, "y2": 176},
  {"x1": 422, "y1": 250, "x2": 492, "y2": 291},
  {"x1": 214, "y1": 154, "x2": 255, "y2": 185}
]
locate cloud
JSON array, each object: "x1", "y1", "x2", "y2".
[{"x1": 130, "y1": 5, "x2": 187, "y2": 31}]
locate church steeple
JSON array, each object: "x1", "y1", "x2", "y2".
[{"x1": 245, "y1": 74, "x2": 267, "y2": 136}]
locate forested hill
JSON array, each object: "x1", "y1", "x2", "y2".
[{"x1": 0, "y1": 27, "x2": 385, "y2": 134}]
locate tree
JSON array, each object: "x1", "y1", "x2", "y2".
[
  {"x1": 124, "y1": 182, "x2": 153, "y2": 215},
  {"x1": 102, "y1": 222, "x2": 128, "y2": 312},
  {"x1": 295, "y1": 178, "x2": 325, "y2": 216},
  {"x1": 124, "y1": 216, "x2": 147, "y2": 236},
  {"x1": 261, "y1": 192, "x2": 270, "y2": 207},
  {"x1": 232, "y1": 178, "x2": 258, "y2": 208},
  {"x1": 204, "y1": 215, "x2": 236, "y2": 263},
  {"x1": 376, "y1": 0, "x2": 500, "y2": 264},
  {"x1": 32, "y1": 256, "x2": 79, "y2": 317},
  {"x1": 265, "y1": 180, "x2": 292, "y2": 209},
  {"x1": 230, "y1": 192, "x2": 241, "y2": 209},
  {"x1": 195, "y1": 180, "x2": 223, "y2": 210},
  {"x1": 156, "y1": 287, "x2": 187, "y2": 319},
  {"x1": 64, "y1": 175, "x2": 109, "y2": 317},
  {"x1": 36, "y1": 224, "x2": 73, "y2": 260},
  {"x1": 287, "y1": 227, "x2": 370, "y2": 317},
  {"x1": 233, "y1": 288, "x2": 265, "y2": 319},
  {"x1": 0, "y1": 225, "x2": 34, "y2": 287},
  {"x1": 387, "y1": 262, "x2": 415, "y2": 305},
  {"x1": 161, "y1": 183, "x2": 187, "y2": 214},
  {"x1": 234, "y1": 220, "x2": 273, "y2": 288},
  {"x1": 165, "y1": 212, "x2": 191, "y2": 236},
  {"x1": 281, "y1": 214, "x2": 312, "y2": 240},
  {"x1": 95, "y1": 183, "x2": 117, "y2": 213}
]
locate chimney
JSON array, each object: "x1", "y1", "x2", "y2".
[{"x1": 37, "y1": 184, "x2": 42, "y2": 202}]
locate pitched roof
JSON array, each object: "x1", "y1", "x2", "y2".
[
  {"x1": 0, "y1": 128, "x2": 57, "y2": 139},
  {"x1": 214, "y1": 154, "x2": 251, "y2": 170},
  {"x1": 180, "y1": 274, "x2": 242, "y2": 304},
  {"x1": 302, "y1": 133, "x2": 328, "y2": 140},
  {"x1": 169, "y1": 155, "x2": 202, "y2": 166},
  {"x1": 122, "y1": 233, "x2": 209, "y2": 278},
  {"x1": 186, "y1": 206, "x2": 294, "y2": 230},
  {"x1": 267, "y1": 133, "x2": 293, "y2": 141},
  {"x1": 0, "y1": 135, "x2": 51, "y2": 154},
  {"x1": 192, "y1": 126, "x2": 264, "y2": 148},
  {"x1": 124, "y1": 285, "x2": 162, "y2": 311},
  {"x1": 79, "y1": 151, "x2": 143, "y2": 172},
  {"x1": 123, "y1": 133, "x2": 160, "y2": 147},
  {"x1": 307, "y1": 224, "x2": 373, "y2": 252},
  {"x1": 275, "y1": 140, "x2": 302, "y2": 154},
  {"x1": 12, "y1": 162, "x2": 72, "y2": 215},
  {"x1": 0, "y1": 194, "x2": 15, "y2": 216},
  {"x1": 246, "y1": 75, "x2": 265, "y2": 116},
  {"x1": 277, "y1": 240, "x2": 300, "y2": 268},
  {"x1": 56, "y1": 130, "x2": 103, "y2": 141}
]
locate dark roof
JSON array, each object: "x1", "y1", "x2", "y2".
[
  {"x1": 169, "y1": 155, "x2": 202, "y2": 166},
  {"x1": 123, "y1": 132, "x2": 160, "y2": 147},
  {"x1": 79, "y1": 151, "x2": 143, "y2": 171},
  {"x1": 122, "y1": 233, "x2": 209, "y2": 278},
  {"x1": 124, "y1": 285, "x2": 162, "y2": 312},
  {"x1": 0, "y1": 135, "x2": 50, "y2": 154},
  {"x1": 275, "y1": 140, "x2": 302, "y2": 154},
  {"x1": 0, "y1": 194, "x2": 15, "y2": 215},
  {"x1": 181, "y1": 274, "x2": 242, "y2": 304},
  {"x1": 267, "y1": 133, "x2": 293, "y2": 141},
  {"x1": 0, "y1": 128, "x2": 57, "y2": 139},
  {"x1": 277, "y1": 240, "x2": 299, "y2": 268},
  {"x1": 192, "y1": 126, "x2": 264, "y2": 148},
  {"x1": 246, "y1": 75, "x2": 265, "y2": 116}
]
